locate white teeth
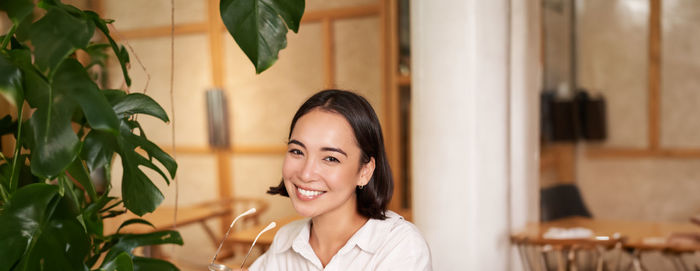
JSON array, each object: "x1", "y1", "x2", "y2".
[{"x1": 297, "y1": 187, "x2": 323, "y2": 197}]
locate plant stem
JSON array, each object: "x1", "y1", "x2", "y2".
[
  {"x1": 0, "y1": 182, "x2": 9, "y2": 203},
  {"x1": 1, "y1": 24, "x2": 18, "y2": 50},
  {"x1": 9, "y1": 105, "x2": 24, "y2": 192}
]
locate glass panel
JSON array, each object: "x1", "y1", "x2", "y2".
[
  {"x1": 576, "y1": 0, "x2": 649, "y2": 148},
  {"x1": 660, "y1": 0, "x2": 700, "y2": 148},
  {"x1": 335, "y1": 17, "x2": 382, "y2": 119}
]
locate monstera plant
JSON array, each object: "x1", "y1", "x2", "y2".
[{"x1": 0, "y1": 0, "x2": 303, "y2": 270}]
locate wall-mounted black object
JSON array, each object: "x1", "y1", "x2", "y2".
[
  {"x1": 540, "y1": 89, "x2": 607, "y2": 142},
  {"x1": 575, "y1": 91, "x2": 607, "y2": 140}
]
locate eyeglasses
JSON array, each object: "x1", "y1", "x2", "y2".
[{"x1": 208, "y1": 208, "x2": 277, "y2": 271}]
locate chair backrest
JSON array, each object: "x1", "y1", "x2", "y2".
[{"x1": 540, "y1": 184, "x2": 592, "y2": 222}]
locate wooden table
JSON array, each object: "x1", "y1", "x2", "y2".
[{"x1": 511, "y1": 216, "x2": 700, "y2": 252}]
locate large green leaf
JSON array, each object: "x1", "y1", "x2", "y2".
[
  {"x1": 23, "y1": 66, "x2": 80, "y2": 179},
  {"x1": 28, "y1": 7, "x2": 95, "y2": 74},
  {"x1": 112, "y1": 106, "x2": 175, "y2": 215},
  {"x1": 0, "y1": 184, "x2": 59, "y2": 271},
  {"x1": 122, "y1": 128, "x2": 176, "y2": 180},
  {"x1": 118, "y1": 146, "x2": 164, "y2": 216},
  {"x1": 104, "y1": 230, "x2": 183, "y2": 263},
  {"x1": 113, "y1": 93, "x2": 169, "y2": 123},
  {"x1": 220, "y1": 0, "x2": 305, "y2": 73},
  {"x1": 82, "y1": 129, "x2": 117, "y2": 172},
  {"x1": 116, "y1": 120, "x2": 165, "y2": 216},
  {"x1": 0, "y1": 53, "x2": 24, "y2": 108},
  {"x1": 25, "y1": 95, "x2": 80, "y2": 179},
  {"x1": 0, "y1": 0, "x2": 34, "y2": 23},
  {"x1": 133, "y1": 256, "x2": 179, "y2": 271},
  {"x1": 53, "y1": 59, "x2": 120, "y2": 133},
  {"x1": 19, "y1": 214, "x2": 90, "y2": 271}
]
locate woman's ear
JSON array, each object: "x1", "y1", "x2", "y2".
[{"x1": 358, "y1": 157, "x2": 376, "y2": 186}]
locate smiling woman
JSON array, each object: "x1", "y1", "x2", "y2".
[{"x1": 250, "y1": 89, "x2": 432, "y2": 270}]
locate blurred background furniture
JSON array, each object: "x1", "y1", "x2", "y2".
[{"x1": 512, "y1": 216, "x2": 700, "y2": 271}]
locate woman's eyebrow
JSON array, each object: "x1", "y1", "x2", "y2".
[
  {"x1": 288, "y1": 139, "x2": 305, "y2": 148},
  {"x1": 321, "y1": 147, "x2": 347, "y2": 157}
]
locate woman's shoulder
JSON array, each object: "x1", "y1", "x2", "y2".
[
  {"x1": 368, "y1": 211, "x2": 432, "y2": 269},
  {"x1": 380, "y1": 210, "x2": 428, "y2": 244}
]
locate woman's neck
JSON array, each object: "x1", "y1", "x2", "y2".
[{"x1": 309, "y1": 200, "x2": 369, "y2": 267}]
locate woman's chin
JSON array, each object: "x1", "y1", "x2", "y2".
[{"x1": 291, "y1": 201, "x2": 319, "y2": 218}]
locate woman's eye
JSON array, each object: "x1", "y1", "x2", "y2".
[
  {"x1": 289, "y1": 149, "x2": 303, "y2": 156},
  {"x1": 324, "y1": 156, "x2": 340, "y2": 163}
]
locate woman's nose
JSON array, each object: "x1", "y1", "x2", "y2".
[{"x1": 299, "y1": 158, "x2": 317, "y2": 182}]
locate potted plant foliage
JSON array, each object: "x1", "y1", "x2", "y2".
[{"x1": 0, "y1": 0, "x2": 303, "y2": 270}]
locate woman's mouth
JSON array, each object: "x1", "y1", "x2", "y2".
[{"x1": 295, "y1": 185, "x2": 326, "y2": 201}]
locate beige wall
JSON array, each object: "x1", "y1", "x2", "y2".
[
  {"x1": 102, "y1": 0, "x2": 382, "y2": 267},
  {"x1": 573, "y1": 0, "x2": 700, "y2": 222}
]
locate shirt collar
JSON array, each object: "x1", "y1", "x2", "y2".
[
  {"x1": 273, "y1": 218, "x2": 311, "y2": 253},
  {"x1": 273, "y1": 211, "x2": 402, "y2": 255}
]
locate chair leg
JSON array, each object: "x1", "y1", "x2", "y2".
[
  {"x1": 517, "y1": 243, "x2": 533, "y2": 271},
  {"x1": 595, "y1": 246, "x2": 606, "y2": 271},
  {"x1": 631, "y1": 249, "x2": 645, "y2": 271},
  {"x1": 668, "y1": 252, "x2": 689, "y2": 271},
  {"x1": 568, "y1": 248, "x2": 578, "y2": 271},
  {"x1": 612, "y1": 242, "x2": 623, "y2": 271},
  {"x1": 539, "y1": 245, "x2": 551, "y2": 271},
  {"x1": 557, "y1": 249, "x2": 567, "y2": 271}
]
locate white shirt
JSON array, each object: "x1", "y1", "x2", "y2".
[{"x1": 249, "y1": 211, "x2": 432, "y2": 271}]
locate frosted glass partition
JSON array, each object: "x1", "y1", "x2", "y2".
[
  {"x1": 335, "y1": 17, "x2": 383, "y2": 118},
  {"x1": 660, "y1": 0, "x2": 700, "y2": 148},
  {"x1": 575, "y1": 0, "x2": 649, "y2": 148}
]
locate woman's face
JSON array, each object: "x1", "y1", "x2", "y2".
[{"x1": 283, "y1": 109, "x2": 375, "y2": 218}]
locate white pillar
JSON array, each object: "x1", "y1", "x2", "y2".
[{"x1": 410, "y1": 0, "x2": 540, "y2": 270}]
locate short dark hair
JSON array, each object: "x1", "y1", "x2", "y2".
[{"x1": 267, "y1": 89, "x2": 394, "y2": 219}]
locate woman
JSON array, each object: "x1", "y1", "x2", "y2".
[{"x1": 249, "y1": 89, "x2": 431, "y2": 270}]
